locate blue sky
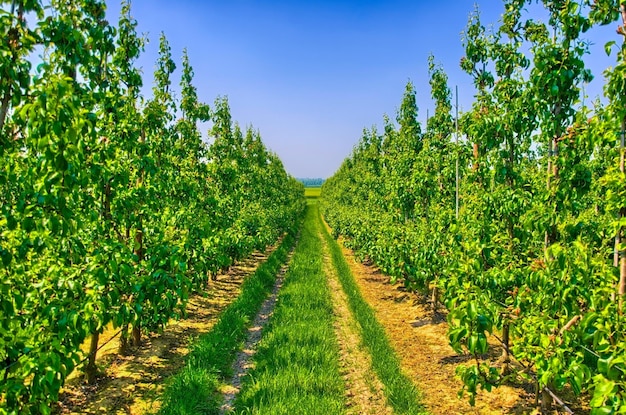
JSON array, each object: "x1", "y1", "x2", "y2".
[{"x1": 105, "y1": 1, "x2": 617, "y2": 179}]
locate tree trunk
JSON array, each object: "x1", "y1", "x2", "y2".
[
  {"x1": 552, "y1": 136, "x2": 559, "y2": 179},
  {"x1": 0, "y1": 87, "x2": 11, "y2": 132},
  {"x1": 118, "y1": 325, "x2": 130, "y2": 355},
  {"x1": 134, "y1": 225, "x2": 143, "y2": 261},
  {"x1": 0, "y1": 3, "x2": 23, "y2": 132},
  {"x1": 617, "y1": 244, "x2": 626, "y2": 315},
  {"x1": 618, "y1": 117, "x2": 626, "y2": 313},
  {"x1": 85, "y1": 331, "x2": 99, "y2": 384},
  {"x1": 544, "y1": 137, "x2": 558, "y2": 248},
  {"x1": 614, "y1": 231, "x2": 620, "y2": 268},
  {"x1": 132, "y1": 324, "x2": 141, "y2": 347},
  {"x1": 431, "y1": 284, "x2": 438, "y2": 315},
  {"x1": 541, "y1": 387, "x2": 553, "y2": 413},
  {"x1": 472, "y1": 142, "x2": 479, "y2": 171},
  {"x1": 535, "y1": 381, "x2": 540, "y2": 408},
  {"x1": 501, "y1": 322, "x2": 511, "y2": 376},
  {"x1": 132, "y1": 130, "x2": 146, "y2": 346}
]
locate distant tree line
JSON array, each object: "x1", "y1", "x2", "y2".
[{"x1": 298, "y1": 178, "x2": 325, "y2": 187}]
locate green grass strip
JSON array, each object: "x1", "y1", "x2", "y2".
[
  {"x1": 318, "y1": 206, "x2": 429, "y2": 415},
  {"x1": 233, "y1": 204, "x2": 346, "y2": 415},
  {"x1": 158, "y1": 227, "x2": 299, "y2": 415}
]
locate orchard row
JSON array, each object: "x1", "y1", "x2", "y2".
[
  {"x1": 322, "y1": 1, "x2": 626, "y2": 413},
  {"x1": 0, "y1": 1, "x2": 305, "y2": 413}
]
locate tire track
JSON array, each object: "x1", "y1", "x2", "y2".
[
  {"x1": 319, "y1": 228, "x2": 393, "y2": 415},
  {"x1": 219, "y1": 239, "x2": 297, "y2": 414}
]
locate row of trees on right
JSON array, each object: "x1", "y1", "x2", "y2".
[{"x1": 321, "y1": 1, "x2": 626, "y2": 412}]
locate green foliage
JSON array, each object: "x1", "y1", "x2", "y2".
[{"x1": 0, "y1": 1, "x2": 305, "y2": 413}]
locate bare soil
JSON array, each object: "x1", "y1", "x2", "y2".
[
  {"x1": 320, "y1": 231, "x2": 393, "y2": 415},
  {"x1": 336, "y1": 239, "x2": 543, "y2": 415},
  {"x1": 55, "y1": 247, "x2": 275, "y2": 415}
]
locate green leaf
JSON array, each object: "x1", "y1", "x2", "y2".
[{"x1": 605, "y1": 41, "x2": 616, "y2": 56}]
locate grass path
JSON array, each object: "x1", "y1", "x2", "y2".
[
  {"x1": 317, "y1": 206, "x2": 428, "y2": 415},
  {"x1": 148, "y1": 199, "x2": 430, "y2": 415},
  {"x1": 231, "y1": 201, "x2": 427, "y2": 415},
  {"x1": 219, "y1": 247, "x2": 293, "y2": 413},
  {"x1": 232, "y1": 203, "x2": 346, "y2": 414},
  {"x1": 157, "y1": 231, "x2": 298, "y2": 415}
]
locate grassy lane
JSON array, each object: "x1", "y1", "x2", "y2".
[
  {"x1": 157, "y1": 228, "x2": 299, "y2": 415},
  {"x1": 233, "y1": 204, "x2": 346, "y2": 415},
  {"x1": 318, "y1": 211, "x2": 428, "y2": 415}
]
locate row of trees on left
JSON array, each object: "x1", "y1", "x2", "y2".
[{"x1": 0, "y1": 1, "x2": 305, "y2": 413}]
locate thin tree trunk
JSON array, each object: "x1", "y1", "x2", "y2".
[
  {"x1": 619, "y1": 252, "x2": 625, "y2": 313},
  {"x1": 118, "y1": 324, "x2": 130, "y2": 355},
  {"x1": 132, "y1": 325, "x2": 141, "y2": 347},
  {"x1": 501, "y1": 322, "x2": 510, "y2": 375},
  {"x1": 134, "y1": 224, "x2": 143, "y2": 261},
  {"x1": 614, "y1": 231, "x2": 620, "y2": 268},
  {"x1": 132, "y1": 129, "x2": 146, "y2": 346},
  {"x1": 431, "y1": 284, "x2": 438, "y2": 315},
  {"x1": 545, "y1": 136, "x2": 558, "y2": 248},
  {"x1": 535, "y1": 382, "x2": 540, "y2": 408},
  {"x1": 132, "y1": 216, "x2": 144, "y2": 348},
  {"x1": 473, "y1": 142, "x2": 479, "y2": 171},
  {"x1": 0, "y1": 3, "x2": 23, "y2": 131},
  {"x1": 0, "y1": 88, "x2": 11, "y2": 132},
  {"x1": 618, "y1": 117, "x2": 626, "y2": 313},
  {"x1": 541, "y1": 386, "x2": 553, "y2": 413},
  {"x1": 552, "y1": 136, "x2": 559, "y2": 179},
  {"x1": 85, "y1": 331, "x2": 100, "y2": 384}
]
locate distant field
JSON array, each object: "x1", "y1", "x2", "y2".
[{"x1": 305, "y1": 187, "x2": 322, "y2": 198}]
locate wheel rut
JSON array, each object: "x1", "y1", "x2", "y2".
[
  {"x1": 219, "y1": 238, "x2": 297, "y2": 414},
  {"x1": 319, "y1": 228, "x2": 393, "y2": 415}
]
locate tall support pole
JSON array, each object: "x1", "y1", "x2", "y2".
[{"x1": 455, "y1": 85, "x2": 460, "y2": 220}]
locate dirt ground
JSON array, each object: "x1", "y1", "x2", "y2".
[
  {"x1": 55, "y1": 248, "x2": 274, "y2": 415},
  {"x1": 336, "y1": 239, "x2": 586, "y2": 415}
]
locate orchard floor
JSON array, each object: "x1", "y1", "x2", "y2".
[
  {"x1": 53, "y1": 205, "x2": 589, "y2": 415},
  {"x1": 55, "y1": 247, "x2": 275, "y2": 415}
]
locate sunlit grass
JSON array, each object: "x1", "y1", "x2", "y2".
[
  {"x1": 233, "y1": 204, "x2": 346, "y2": 415},
  {"x1": 304, "y1": 187, "x2": 322, "y2": 199},
  {"x1": 318, "y1": 211, "x2": 429, "y2": 415}
]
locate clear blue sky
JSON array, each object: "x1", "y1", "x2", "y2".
[{"x1": 105, "y1": 1, "x2": 616, "y2": 179}]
